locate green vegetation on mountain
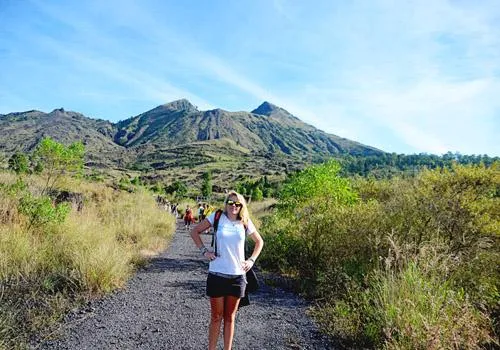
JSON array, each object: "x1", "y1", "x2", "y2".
[
  {"x1": 0, "y1": 108, "x2": 121, "y2": 169},
  {"x1": 0, "y1": 99, "x2": 384, "y2": 192}
]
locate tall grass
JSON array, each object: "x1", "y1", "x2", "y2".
[
  {"x1": 372, "y1": 262, "x2": 492, "y2": 349},
  {"x1": 0, "y1": 173, "x2": 176, "y2": 348}
]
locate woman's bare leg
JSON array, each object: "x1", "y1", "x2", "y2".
[
  {"x1": 209, "y1": 297, "x2": 224, "y2": 350},
  {"x1": 223, "y1": 296, "x2": 241, "y2": 350}
]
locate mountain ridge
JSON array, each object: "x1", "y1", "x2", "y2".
[{"x1": 0, "y1": 99, "x2": 384, "y2": 185}]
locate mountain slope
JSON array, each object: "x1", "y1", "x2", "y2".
[
  {"x1": 115, "y1": 100, "x2": 382, "y2": 157},
  {"x1": 0, "y1": 108, "x2": 124, "y2": 168},
  {"x1": 0, "y1": 100, "x2": 384, "y2": 180}
]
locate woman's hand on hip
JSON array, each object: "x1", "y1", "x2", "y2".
[
  {"x1": 204, "y1": 251, "x2": 216, "y2": 261},
  {"x1": 242, "y1": 259, "x2": 254, "y2": 272}
]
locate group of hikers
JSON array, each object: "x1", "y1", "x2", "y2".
[
  {"x1": 157, "y1": 196, "x2": 215, "y2": 230},
  {"x1": 183, "y1": 202, "x2": 215, "y2": 230}
]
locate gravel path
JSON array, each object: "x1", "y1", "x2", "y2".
[{"x1": 35, "y1": 220, "x2": 335, "y2": 349}]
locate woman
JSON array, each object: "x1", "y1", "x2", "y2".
[{"x1": 190, "y1": 191, "x2": 264, "y2": 350}]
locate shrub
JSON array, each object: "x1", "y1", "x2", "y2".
[
  {"x1": 32, "y1": 137, "x2": 84, "y2": 194},
  {"x1": 370, "y1": 261, "x2": 493, "y2": 349},
  {"x1": 260, "y1": 163, "x2": 499, "y2": 347},
  {"x1": 18, "y1": 194, "x2": 70, "y2": 229},
  {"x1": 8, "y1": 153, "x2": 29, "y2": 174}
]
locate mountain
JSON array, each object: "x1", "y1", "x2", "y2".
[
  {"x1": 0, "y1": 99, "x2": 384, "y2": 186},
  {"x1": 0, "y1": 108, "x2": 125, "y2": 168},
  {"x1": 114, "y1": 99, "x2": 381, "y2": 156}
]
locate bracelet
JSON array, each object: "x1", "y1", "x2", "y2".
[
  {"x1": 248, "y1": 257, "x2": 255, "y2": 263},
  {"x1": 199, "y1": 246, "x2": 208, "y2": 255}
]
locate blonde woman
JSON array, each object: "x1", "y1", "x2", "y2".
[{"x1": 190, "y1": 191, "x2": 264, "y2": 350}]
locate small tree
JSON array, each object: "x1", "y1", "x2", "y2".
[
  {"x1": 201, "y1": 171, "x2": 212, "y2": 198},
  {"x1": 253, "y1": 188, "x2": 263, "y2": 201},
  {"x1": 33, "y1": 137, "x2": 85, "y2": 194},
  {"x1": 279, "y1": 159, "x2": 357, "y2": 210},
  {"x1": 166, "y1": 180, "x2": 188, "y2": 198},
  {"x1": 8, "y1": 152, "x2": 29, "y2": 174}
]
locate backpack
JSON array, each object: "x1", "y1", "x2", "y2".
[{"x1": 210, "y1": 209, "x2": 223, "y2": 249}]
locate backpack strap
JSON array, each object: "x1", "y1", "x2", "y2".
[{"x1": 211, "y1": 209, "x2": 223, "y2": 255}]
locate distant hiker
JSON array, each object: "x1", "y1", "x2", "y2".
[
  {"x1": 184, "y1": 205, "x2": 194, "y2": 229},
  {"x1": 190, "y1": 191, "x2": 264, "y2": 350},
  {"x1": 202, "y1": 205, "x2": 210, "y2": 217},
  {"x1": 198, "y1": 202, "x2": 205, "y2": 222},
  {"x1": 171, "y1": 203, "x2": 179, "y2": 218}
]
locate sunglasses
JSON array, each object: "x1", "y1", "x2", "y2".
[{"x1": 226, "y1": 200, "x2": 242, "y2": 207}]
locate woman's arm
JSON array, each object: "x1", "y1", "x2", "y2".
[
  {"x1": 190, "y1": 219, "x2": 212, "y2": 250},
  {"x1": 247, "y1": 231, "x2": 264, "y2": 262}
]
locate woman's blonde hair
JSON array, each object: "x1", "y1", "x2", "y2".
[{"x1": 224, "y1": 190, "x2": 249, "y2": 226}]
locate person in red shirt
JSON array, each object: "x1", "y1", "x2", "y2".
[{"x1": 184, "y1": 205, "x2": 194, "y2": 230}]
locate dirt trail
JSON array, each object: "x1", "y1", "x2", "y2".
[{"x1": 35, "y1": 220, "x2": 335, "y2": 349}]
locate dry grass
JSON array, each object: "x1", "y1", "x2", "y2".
[
  {"x1": 0, "y1": 173, "x2": 176, "y2": 347},
  {"x1": 372, "y1": 248, "x2": 494, "y2": 350},
  {"x1": 248, "y1": 198, "x2": 277, "y2": 229}
]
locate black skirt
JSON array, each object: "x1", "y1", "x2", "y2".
[{"x1": 206, "y1": 272, "x2": 246, "y2": 298}]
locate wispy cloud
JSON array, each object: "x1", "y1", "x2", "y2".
[
  {"x1": 20, "y1": 0, "x2": 215, "y2": 113},
  {"x1": 1, "y1": 0, "x2": 499, "y2": 155},
  {"x1": 272, "y1": 0, "x2": 500, "y2": 154}
]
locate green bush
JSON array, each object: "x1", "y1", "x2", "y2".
[
  {"x1": 368, "y1": 260, "x2": 493, "y2": 349},
  {"x1": 18, "y1": 194, "x2": 70, "y2": 229},
  {"x1": 32, "y1": 137, "x2": 84, "y2": 194},
  {"x1": 8, "y1": 153, "x2": 29, "y2": 174},
  {"x1": 260, "y1": 162, "x2": 499, "y2": 347},
  {"x1": 252, "y1": 188, "x2": 263, "y2": 201}
]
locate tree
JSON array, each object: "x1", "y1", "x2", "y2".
[
  {"x1": 8, "y1": 152, "x2": 29, "y2": 174},
  {"x1": 33, "y1": 137, "x2": 85, "y2": 194},
  {"x1": 201, "y1": 171, "x2": 212, "y2": 198},
  {"x1": 166, "y1": 180, "x2": 188, "y2": 198},
  {"x1": 253, "y1": 188, "x2": 263, "y2": 201},
  {"x1": 279, "y1": 159, "x2": 357, "y2": 209}
]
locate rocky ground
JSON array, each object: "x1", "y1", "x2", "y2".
[{"x1": 35, "y1": 220, "x2": 335, "y2": 349}]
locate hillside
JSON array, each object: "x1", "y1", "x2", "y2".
[
  {"x1": 0, "y1": 99, "x2": 384, "y2": 186},
  {"x1": 115, "y1": 100, "x2": 381, "y2": 157},
  {"x1": 0, "y1": 108, "x2": 125, "y2": 168}
]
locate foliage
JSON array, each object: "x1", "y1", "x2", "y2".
[
  {"x1": 84, "y1": 170, "x2": 105, "y2": 182},
  {"x1": 130, "y1": 176, "x2": 141, "y2": 186},
  {"x1": 8, "y1": 152, "x2": 29, "y2": 174},
  {"x1": 165, "y1": 180, "x2": 188, "y2": 198},
  {"x1": 18, "y1": 193, "x2": 70, "y2": 229},
  {"x1": 259, "y1": 159, "x2": 360, "y2": 294},
  {"x1": 278, "y1": 159, "x2": 357, "y2": 210},
  {"x1": 337, "y1": 152, "x2": 499, "y2": 178},
  {"x1": 237, "y1": 175, "x2": 276, "y2": 199},
  {"x1": 0, "y1": 174, "x2": 176, "y2": 349},
  {"x1": 149, "y1": 182, "x2": 164, "y2": 194},
  {"x1": 368, "y1": 259, "x2": 493, "y2": 349},
  {"x1": 252, "y1": 187, "x2": 263, "y2": 201},
  {"x1": 201, "y1": 171, "x2": 212, "y2": 197},
  {"x1": 260, "y1": 162, "x2": 499, "y2": 348},
  {"x1": 32, "y1": 137, "x2": 84, "y2": 194}
]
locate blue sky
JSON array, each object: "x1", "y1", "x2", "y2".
[{"x1": 1, "y1": 0, "x2": 499, "y2": 156}]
